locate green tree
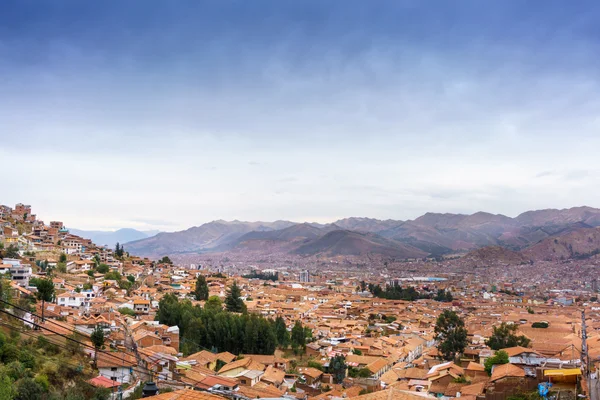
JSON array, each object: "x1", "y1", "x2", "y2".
[
  {"x1": 434, "y1": 310, "x2": 468, "y2": 361},
  {"x1": 485, "y1": 322, "x2": 531, "y2": 350},
  {"x1": 127, "y1": 275, "x2": 136, "y2": 284},
  {"x1": 56, "y1": 262, "x2": 67, "y2": 273},
  {"x1": 274, "y1": 316, "x2": 290, "y2": 348},
  {"x1": 225, "y1": 281, "x2": 246, "y2": 313},
  {"x1": 35, "y1": 278, "x2": 55, "y2": 322},
  {"x1": 0, "y1": 274, "x2": 13, "y2": 310},
  {"x1": 204, "y1": 296, "x2": 223, "y2": 313},
  {"x1": 96, "y1": 264, "x2": 109, "y2": 274},
  {"x1": 329, "y1": 355, "x2": 347, "y2": 384},
  {"x1": 5, "y1": 245, "x2": 20, "y2": 258},
  {"x1": 484, "y1": 350, "x2": 509, "y2": 375},
  {"x1": 90, "y1": 325, "x2": 105, "y2": 368},
  {"x1": 194, "y1": 275, "x2": 209, "y2": 301},
  {"x1": 291, "y1": 320, "x2": 306, "y2": 355},
  {"x1": 59, "y1": 253, "x2": 67, "y2": 263},
  {"x1": 118, "y1": 307, "x2": 136, "y2": 317},
  {"x1": 15, "y1": 377, "x2": 45, "y2": 400},
  {"x1": 159, "y1": 256, "x2": 172, "y2": 264},
  {"x1": 0, "y1": 374, "x2": 16, "y2": 400},
  {"x1": 114, "y1": 243, "x2": 124, "y2": 258}
]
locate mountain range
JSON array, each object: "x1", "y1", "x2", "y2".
[
  {"x1": 123, "y1": 206, "x2": 600, "y2": 260},
  {"x1": 69, "y1": 228, "x2": 159, "y2": 247}
]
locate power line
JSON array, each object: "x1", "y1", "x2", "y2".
[
  {"x1": 0, "y1": 306, "x2": 157, "y2": 380},
  {"x1": 0, "y1": 299, "x2": 214, "y2": 391},
  {"x1": 0, "y1": 298, "x2": 151, "y2": 372}
]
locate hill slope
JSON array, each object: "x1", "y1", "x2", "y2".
[{"x1": 294, "y1": 230, "x2": 427, "y2": 258}]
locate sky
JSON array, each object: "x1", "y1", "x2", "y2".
[{"x1": 2, "y1": 1, "x2": 600, "y2": 231}]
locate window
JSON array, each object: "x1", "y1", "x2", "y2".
[{"x1": 111, "y1": 367, "x2": 117, "y2": 371}]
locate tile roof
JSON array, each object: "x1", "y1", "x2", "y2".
[{"x1": 148, "y1": 389, "x2": 226, "y2": 400}]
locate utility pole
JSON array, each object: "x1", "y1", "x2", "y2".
[{"x1": 582, "y1": 309, "x2": 593, "y2": 400}]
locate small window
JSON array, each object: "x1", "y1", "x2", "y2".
[{"x1": 111, "y1": 367, "x2": 117, "y2": 371}]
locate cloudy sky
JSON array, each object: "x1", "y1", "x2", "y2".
[{"x1": 2, "y1": 1, "x2": 600, "y2": 231}]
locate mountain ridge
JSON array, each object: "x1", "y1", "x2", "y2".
[{"x1": 122, "y1": 206, "x2": 600, "y2": 259}]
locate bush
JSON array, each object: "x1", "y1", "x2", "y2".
[
  {"x1": 532, "y1": 322, "x2": 549, "y2": 328},
  {"x1": 307, "y1": 361, "x2": 324, "y2": 371},
  {"x1": 484, "y1": 350, "x2": 509, "y2": 375},
  {"x1": 118, "y1": 307, "x2": 136, "y2": 317}
]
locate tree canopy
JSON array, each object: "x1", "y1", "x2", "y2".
[
  {"x1": 194, "y1": 275, "x2": 209, "y2": 301},
  {"x1": 484, "y1": 350, "x2": 509, "y2": 375},
  {"x1": 291, "y1": 320, "x2": 306, "y2": 355},
  {"x1": 224, "y1": 281, "x2": 246, "y2": 313},
  {"x1": 156, "y1": 294, "x2": 284, "y2": 356},
  {"x1": 485, "y1": 322, "x2": 531, "y2": 350},
  {"x1": 434, "y1": 310, "x2": 468, "y2": 361},
  {"x1": 329, "y1": 355, "x2": 347, "y2": 384},
  {"x1": 158, "y1": 256, "x2": 173, "y2": 265}
]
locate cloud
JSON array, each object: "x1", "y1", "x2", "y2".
[
  {"x1": 2, "y1": 2, "x2": 600, "y2": 228},
  {"x1": 128, "y1": 218, "x2": 179, "y2": 227},
  {"x1": 536, "y1": 171, "x2": 556, "y2": 178}
]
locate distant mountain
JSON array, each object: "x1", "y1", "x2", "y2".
[
  {"x1": 69, "y1": 228, "x2": 157, "y2": 247},
  {"x1": 123, "y1": 220, "x2": 295, "y2": 256},
  {"x1": 294, "y1": 230, "x2": 427, "y2": 258},
  {"x1": 333, "y1": 217, "x2": 401, "y2": 232},
  {"x1": 122, "y1": 206, "x2": 600, "y2": 260}
]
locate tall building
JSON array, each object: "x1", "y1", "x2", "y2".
[
  {"x1": 592, "y1": 278, "x2": 598, "y2": 292},
  {"x1": 300, "y1": 270, "x2": 310, "y2": 283}
]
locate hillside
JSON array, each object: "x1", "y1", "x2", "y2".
[
  {"x1": 462, "y1": 246, "x2": 529, "y2": 266},
  {"x1": 293, "y1": 230, "x2": 428, "y2": 258},
  {"x1": 213, "y1": 223, "x2": 336, "y2": 252},
  {"x1": 521, "y1": 226, "x2": 600, "y2": 261}
]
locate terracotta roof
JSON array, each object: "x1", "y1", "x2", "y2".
[
  {"x1": 460, "y1": 381, "x2": 487, "y2": 395},
  {"x1": 148, "y1": 389, "x2": 226, "y2": 400},
  {"x1": 501, "y1": 346, "x2": 540, "y2": 357},
  {"x1": 490, "y1": 363, "x2": 526, "y2": 382},
  {"x1": 465, "y1": 361, "x2": 485, "y2": 372},
  {"x1": 354, "y1": 388, "x2": 428, "y2": 400},
  {"x1": 88, "y1": 376, "x2": 120, "y2": 389}
]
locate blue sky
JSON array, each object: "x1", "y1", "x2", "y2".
[{"x1": 2, "y1": 1, "x2": 600, "y2": 230}]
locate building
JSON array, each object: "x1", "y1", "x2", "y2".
[
  {"x1": 593, "y1": 278, "x2": 598, "y2": 293},
  {"x1": 300, "y1": 270, "x2": 310, "y2": 283},
  {"x1": 57, "y1": 292, "x2": 89, "y2": 308},
  {"x1": 2, "y1": 259, "x2": 32, "y2": 287},
  {"x1": 50, "y1": 221, "x2": 64, "y2": 229}
]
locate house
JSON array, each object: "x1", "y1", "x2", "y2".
[
  {"x1": 261, "y1": 365, "x2": 285, "y2": 388},
  {"x1": 3, "y1": 259, "x2": 32, "y2": 287},
  {"x1": 134, "y1": 299, "x2": 151, "y2": 314},
  {"x1": 236, "y1": 369, "x2": 263, "y2": 387},
  {"x1": 133, "y1": 330, "x2": 163, "y2": 348},
  {"x1": 298, "y1": 367, "x2": 323, "y2": 385},
  {"x1": 218, "y1": 358, "x2": 265, "y2": 378},
  {"x1": 57, "y1": 292, "x2": 89, "y2": 308},
  {"x1": 365, "y1": 358, "x2": 390, "y2": 379},
  {"x1": 490, "y1": 363, "x2": 526, "y2": 383},
  {"x1": 96, "y1": 352, "x2": 137, "y2": 384},
  {"x1": 502, "y1": 346, "x2": 546, "y2": 366}
]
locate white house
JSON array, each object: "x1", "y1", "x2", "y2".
[{"x1": 57, "y1": 292, "x2": 89, "y2": 308}]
